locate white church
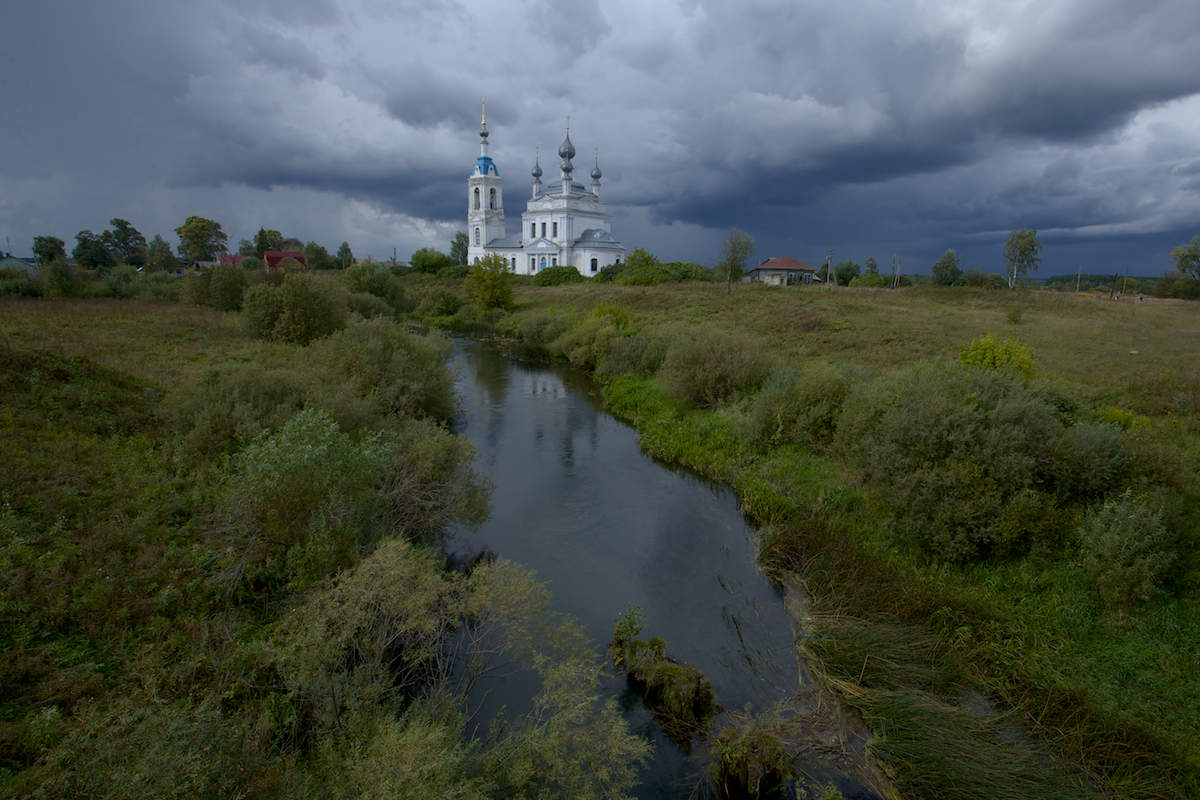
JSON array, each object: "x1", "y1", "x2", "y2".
[{"x1": 466, "y1": 107, "x2": 625, "y2": 276}]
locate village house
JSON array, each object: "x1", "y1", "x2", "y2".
[{"x1": 744, "y1": 257, "x2": 817, "y2": 286}]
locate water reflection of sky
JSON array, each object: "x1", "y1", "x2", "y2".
[{"x1": 445, "y1": 339, "x2": 800, "y2": 796}]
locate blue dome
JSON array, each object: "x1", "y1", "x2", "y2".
[
  {"x1": 475, "y1": 156, "x2": 498, "y2": 176},
  {"x1": 558, "y1": 133, "x2": 575, "y2": 160}
]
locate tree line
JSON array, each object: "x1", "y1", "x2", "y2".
[{"x1": 30, "y1": 217, "x2": 356, "y2": 274}]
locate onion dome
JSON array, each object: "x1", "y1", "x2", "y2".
[
  {"x1": 591, "y1": 148, "x2": 602, "y2": 180},
  {"x1": 557, "y1": 132, "x2": 575, "y2": 161},
  {"x1": 532, "y1": 147, "x2": 542, "y2": 178}
]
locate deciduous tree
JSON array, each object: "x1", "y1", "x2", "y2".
[
  {"x1": 105, "y1": 218, "x2": 147, "y2": 266},
  {"x1": 72, "y1": 230, "x2": 115, "y2": 272},
  {"x1": 450, "y1": 232, "x2": 469, "y2": 265},
  {"x1": 410, "y1": 247, "x2": 453, "y2": 274},
  {"x1": 246, "y1": 228, "x2": 282, "y2": 257},
  {"x1": 717, "y1": 227, "x2": 754, "y2": 294},
  {"x1": 931, "y1": 249, "x2": 962, "y2": 286},
  {"x1": 1003, "y1": 229, "x2": 1042, "y2": 289},
  {"x1": 304, "y1": 241, "x2": 336, "y2": 270},
  {"x1": 1169, "y1": 236, "x2": 1200, "y2": 279},
  {"x1": 337, "y1": 241, "x2": 354, "y2": 269},
  {"x1": 146, "y1": 234, "x2": 176, "y2": 272},
  {"x1": 833, "y1": 259, "x2": 861, "y2": 286},
  {"x1": 465, "y1": 252, "x2": 513, "y2": 310},
  {"x1": 175, "y1": 216, "x2": 228, "y2": 263},
  {"x1": 32, "y1": 235, "x2": 66, "y2": 265}
]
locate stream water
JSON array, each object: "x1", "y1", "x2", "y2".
[{"x1": 445, "y1": 339, "x2": 876, "y2": 798}]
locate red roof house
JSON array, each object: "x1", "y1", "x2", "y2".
[
  {"x1": 745, "y1": 257, "x2": 817, "y2": 286},
  {"x1": 263, "y1": 250, "x2": 308, "y2": 271}
]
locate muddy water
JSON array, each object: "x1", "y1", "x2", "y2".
[{"x1": 445, "y1": 339, "x2": 882, "y2": 798}]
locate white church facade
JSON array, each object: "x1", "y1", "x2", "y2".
[{"x1": 466, "y1": 108, "x2": 625, "y2": 276}]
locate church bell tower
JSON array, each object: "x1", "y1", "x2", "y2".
[{"x1": 467, "y1": 100, "x2": 504, "y2": 263}]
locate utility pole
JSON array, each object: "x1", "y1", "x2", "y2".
[
  {"x1": 1075, "y1": 264, "x2": 1081, "y2": 294},
  {"x1": 890, "y1": 254, "x2": 902, "y2": 289},
  {"x1": 825, "y1": 249, "x2": 834, "y2": 287}
]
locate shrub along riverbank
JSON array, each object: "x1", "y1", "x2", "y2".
[
  {"x1": 0, "y1": 297, "x2": 649, "y2": 798},
  {"x1": 413, "y1": 278, "x2": 1199, "y2": 799},
  {"x1": 4, "y1": 270, "x2": 1196, "y2": 798}
]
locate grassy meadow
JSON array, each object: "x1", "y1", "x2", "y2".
[
  {"x1": 0, "y1": 294, "x2": 649, "y2": 798},
  {"x1": 480, "y1": 279, "x2": 1200, "y2": 799},
  {"x1": 2, "y1": 269, "x2": 1197, "y2": 799}
]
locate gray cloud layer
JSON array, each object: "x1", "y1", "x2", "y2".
[{"x1": 2, "y1": 0, "x2": 1198, "y2": 274}]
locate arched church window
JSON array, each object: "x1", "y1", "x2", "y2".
[
  {"x1": 474, "y1": 227, "x2": 480, "y2": 245},
  {"x1": 489, "y1": 188, "x2": 496, "y2": 209},
  {"x1": 552, "y1": 221, "x2": 558, "y2": 238},
  {"x1": 590, "y1": 258, "x2": 598, "y2": 273},
  {"x1": 473, "y1": 188, "x2": 480, "y2": 210}
]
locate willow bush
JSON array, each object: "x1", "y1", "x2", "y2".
[{"x1": 836, "y1": 360, "x2": 1166, "y2": 561}]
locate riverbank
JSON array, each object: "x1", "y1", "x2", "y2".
[
  {"x1": 0, "y1": 298, "x2": 650, "y2": 798},
  {"x1": 413, "y1": 278, "x2": 1199, "y2": 799}
]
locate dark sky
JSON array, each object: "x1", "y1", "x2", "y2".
[{"x1": 3, "y1": 0, "x2": 1199, "y2": 275}]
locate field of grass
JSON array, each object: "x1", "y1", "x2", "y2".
[
  {"x1": 4, "y1": 279, "x2": 1197, "y2": 799},
  {"x1": 0, "y1": 295, "x2": 648, "y2": 798},
  {"x1": 479, "y1": 280, "x2": 1200, "y2": 799}
]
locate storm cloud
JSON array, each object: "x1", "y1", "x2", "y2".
[{"x1": 2, "y1": 0, "x2": 1198, "y2": 274}]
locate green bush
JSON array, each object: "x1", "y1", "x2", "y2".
[
  {"x1": 515, "y1": 311, "x2": 570, "y2": 352},
  {"x1": 345, "y1": 260, "x2": 406, "y2": 312},
  {"x1": 242, "y1": 282, "x2": 285, "y2": 339},
  {"x1": 346, "y1": 291, "x2": 394, "y2": 318},
  {"x1": 165, "y1": 362, "x2": 307, "y2": 461},
  {"x1": 436, "y1": 264, "x2": 470, "y2": 279},
  {"x1": 221, "y1": 407, "x2": 393, "y2": 581},
  {"x1": 307, "y1": 318, "x2": 457, "y2": 427},
  {"x1": 848, "y1": 273, "x2": 888, "y2": 288},
  {"x1": 108, "y1": 264, "x2": 140, "y2": 299},
  {"x1": 614, "y1": 250, "x2": 708, "y2": 285},
  {"x1": 596, "y1": 331, "x2": 669, "y2": 378},
  {"x1": 658, "y1": 328, "x2": 769, "y2": 407},
  {"x1": 419, "y1": 286, "x2": 465, "y2": 317},
  {"x1": 837, "y1": 361, "x2": 1076, "y2": 559},
  {"x1": 44, "y1": 260, "x2": 80, "y2": 297},
  {"x1": 183, "y1": 270, "x2": 213, "y2": 306},
  {"x1": 0, "y1": 273, "x2": 41, "y2": 297},
  {"x1": 959, "y1": 333, "x2": 1036, "y2": 375},
  {"x1": 1052, "y1": 421, "x2": 1127, "y2": 499},
  {"x1": 594, "y1": 261, "x2": 626, "y2": 282},
  {"x1": 552, "y1": 304, "x2": 633, "y2": 371},
  {"x1": 141, "y1": 270, "x2": 181, "y2": 301},
  {"x1": 464, "y1": 253, "x2": 513, "y2": 311},
  {"x1": 532, "y1": 265, "x2": 584, "y2": 286},
  {"x1": 242, "y1": 275, "x2": 346, "y2": 345},
  {"x1": 206, "y1": 265, "x2": 248, "y2": 311},
  {"x1": 743, "y1": 362, "x2": 855, "y2": 450},
  {"x1": 1079, "y1": 491, "x2": 1177, "y2": 607}
]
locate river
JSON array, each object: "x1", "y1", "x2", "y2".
[{"x1": 445, "y1": 338, "x2": 879, "y2": 798}]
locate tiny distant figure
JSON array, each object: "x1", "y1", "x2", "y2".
[{"x1": 1138, "y1": 293, "x2": 1144, "y2": 302}]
